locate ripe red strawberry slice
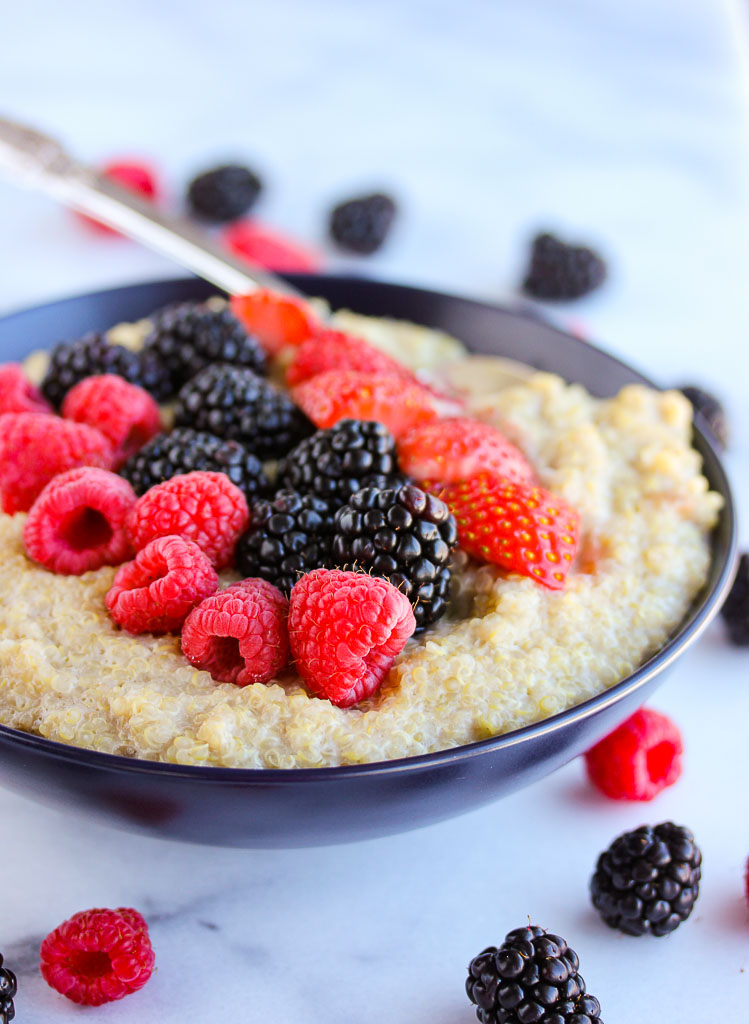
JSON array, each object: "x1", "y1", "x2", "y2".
[
  {"x1": 439, "y1": 474, "x2": 579, "y2": 589},
  {"x1": 291, "y1": 369, "x2": 439, "y2": 438},
  {"x1": 398, "y1": 417, "x2": 534, "y2": 487},
  {"x1": 223, "y1": 220, "x2": 322, "y2": 273},
  {"x1": 285, "y1": 328, "x2": 417, "y2": 387},
  {"x1": 230, "y1": 289, "x2": 320, "y2": 356}
]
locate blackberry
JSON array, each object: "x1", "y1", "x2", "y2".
[
  {"x1": 591, "y1": 822, "x2": 702, "y2": 937},
  {"x1": 329, "y1": 192, "x2": 397, "y2": 254},
  {"x1": 41, "y1": 333, "x2": 171, "y2": 407},
  {"x1": 174, "y1": 364, "x2": 313, "y2": 460},
  {"x1": 680, "y1": 384, "x2": 728, "y2": 452},
  {"x1": 142, "y1": 303, "x2": 267, "y2": 396},
  {"x1": 721, "y1": 552, "x2": 749, "y2": 646},
  {"x1": 522, "y1": 232, "x2": 606, "y2": 301},
  {"x1": 0, "y1": 954, "x2": 16, "y2": 1024},
  {"x1": 120, "y1": 427, "x2": 270, "y2": 500},
  {"x1": 277, "y1": 419, "x2": 404, "y2": 507},
  {"x1": 466, "y1": 926, "x2": 603, "y2": 1024},
  {"x1": 187, "y1": 163, "x2": 262, "y2": 223},
  {"x1": 332, "y1": 483, "x2": 458, "y2": 629},
  {"x1": 236, "y1": 490, "x2": 334, "y2": 596}
]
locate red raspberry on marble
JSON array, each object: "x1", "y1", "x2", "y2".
[
  {"x1": 62, "y1": 374, "x2": 162, "y2": 468},
  {"x1": 78, "y1": 159, "x2": 160, "y2": 235},
  {"x1": 230, "y1": 288, "x2": 320, "y2": 356},
  {"x1": 291, "y1": 369, "x2": 439, "y2": 438},
  {"x1": 224, "y1": 220, "x2": 322, "y2": 274},
  {"x1": 288, "y1": 568, "x2": 416, "y2": 707},
  {"x1": 182, "y1": 578, "x2": 289, "y2": 685},
  {"x1": 285, "y1": 328, "x2": 417, "y2": 387},
  {"x1": 584, "y1": 708, "x2": 683, "y2": 801},
  {"x1": 106, "y1": 534, "x2": 218, "y2": 634},
  {"x1": 40, "y1": 906, "x2": 155, "y2": 1006},
  {"x1": 0, "y1": 363, "x2": 53, "y2": 415},
  {"x1": 0, "y1": 411, "x2": 114, "y2": 514},
  {"x1": 23, "y1": 467, "x2": 136, "y2": 575},
  {"x1": 398, "y1": 417, "x2": 535, "y2": 487},
  {"x1": 127, "y1": 471, "x2": 249, "y2": 569}
]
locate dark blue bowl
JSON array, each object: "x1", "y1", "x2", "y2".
[{"x1": 0, "y1": 275, "x2": 737, "y2": 847}]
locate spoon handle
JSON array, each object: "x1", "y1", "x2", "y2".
[{"x1": 0, "y1": 115, "x2": 301, "y2": 298}]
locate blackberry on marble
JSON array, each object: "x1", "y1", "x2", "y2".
[
  {"x1": 680, "y1": 385, "x2": 728, "y2": 452},
  {"x1": 721, "y1": 552, "x2": 749, "y2": 646},
  {"x1": 522, "y1": 232, "x2": 606, "y2": 301},
  {"x1": 328, "y1": 192, "x2": 397, "y2": 254},
  {"x1": 0, "y1": 954, "x2": 16, "y2": 1023},
  {"x1": 187, "y1": 163, "x2": 262, "y2": 223}
]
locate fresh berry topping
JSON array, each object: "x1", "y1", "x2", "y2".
[
  {"x1": 277, "y1": 419, "x2": 403, "y2": 505},
  {"x1": 236, "y1": 490, "x2": 334, "y2": 596},
  {"x1": 722, "y1": 552, "x2": 749, "y2": 645},
  {"x1": 187, "y1": 163, "x2": 262, "y2": 223},
  {"x1": 522, "y1": 231, "x2": 607, "y2": 301},
  {"x1": 127, "y1": 470, "x2": 249, "y2": 569},
  {"x1": 62, "y1": 374, "x2": 161, "y2": 469},
  {"x1": 174, "y1": 364, "x2": 313, "y2": 460},
  {"x1": 398, "y1": 417, "x2": 535, "y2": 487},
  {"x1": 121, "y1": 427, "x2": 269, "y2": 501},
  {"x1": 466, "y1": 926, "x2": 603, "y2": 1024},
  {"x1": 106, "y1": 535, "x2": 218, "y2": 634},
  {"x1": 591, "y1": 822, "x2": 702, "y2": 937},
  {"x1": 438, "y1": 474, "x2": 579, "y2": 589},
  {"x1": 142, "y1": 302, "x2": 267, "y2": 396},
  {"x1": 23, "y1": 467, "x2": 135, "y2": 575},
  {"x1": 288, "y1": 568, "x2": 416, "y2": 707},
  {"x1": 328, "y1": 192, "x2": 397, "y2": 254},
  {"x1": 230, "y1": 289, "x2": 320, "y2": 356},
  {"x1": 0, "y1": 412, "x2": 113, "y2": 514},
  {"x1": 285, "y1": 329, "x2": 416, "y2": 387},
  {"x1": 291, "y1": 370, "x2": 438, "y2": 438},
  {"x1": 181, "y1": 578, "x2": 289, "y2": 685},
  {"x1": 39, "y1": 906, "x2": 155, "y2": 1006},
  {"x1": 78, "y1": 160, "x2": 159, "y2": 235},
  {"x1": 584, "y1": 708, "x2": 683, "y2": 801},
  {"x1": 223, "y1": 220, "x2": 322, "y2": 273},
  {"x1": 680, "y1": 384, "x2": 728, "y2": 451},
  {"x1": 0, "y1": 363, "x2": 53, "y2": 415},
  {"x1": 0, "y1": 954, "x2": 16, "y2": 1024},
  {"x1": 333, "y1": 484, "x2": 458, "y2": 629}
]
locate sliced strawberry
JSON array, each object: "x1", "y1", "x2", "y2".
[
  {"x1": 285, "y1": 328, "x2": 417, "y2": 387},
  {"x1": 223, "y1": 220, "x2": 322, "y2": 273},
  {"x1": 291, "y1": 370, "x2": 439, "y2": 438},
  {"x1": 397, "y1": 417, "x2": 534, "y2": 487},
  {"x1": 230, "y1": 289, "x2": 320, "y2": 356},
  {"x1": 440, "y1": 473, "x2": 579, "y2": 589}
]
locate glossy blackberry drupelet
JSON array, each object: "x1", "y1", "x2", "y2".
[
  {"x1": 277, "y1": 419, "x2": 404, "y2": 507},
  {"x1": 120, "y1": 427, "x2": 270, "y2": 500},
  {"x1": 466, "y1": 926, "x2": 603, "y2": 1024},
  {"x1": 174, "y1": 364, "x2": 313, "y2": 461},
  {"x1": 142, "y1": 303, "x2": 267, "y2": 396},
  {"x1": 0, "y1": 954, "x2": 16, "y2": 1023},
  {"x1": 236, "y1": 490, "x2": 334, "y2": 596},
  {"x1": 680, "y1": 385, "x2": 728, "y2": 452},
  {"x1": 590, "y1": 822, "x2": 701, "y2": 937},
  {"x1": 332, "y1": 483, "x2": 458, "y2": 629},
  {"x1": 721, "y1": 552, "x2": 749, "y2": 645},
  {"x1": 328, "y1": 192, "x2": 397, "y2": 254},
  {"x1": 41, "y1": 333, "x2": 172, "y2": 406},
  {"x1": 186, "y1": 163, "x2": 263, "y2": 223},
  {"x1": 522, "y1": 232, "x2": 606, "y2": 301}
]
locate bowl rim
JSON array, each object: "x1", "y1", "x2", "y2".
[{"x1": 0, "y1": 274, "x2": 738, "y2": 784}]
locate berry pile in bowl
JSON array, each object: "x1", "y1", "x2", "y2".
[{"x1": 0, "y1": 287, "x2": 723, "y2": 770}]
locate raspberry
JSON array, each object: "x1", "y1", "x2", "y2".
[
  {"x1": 0, "y1": 363, "x2": 52, "y2": 415},
  {"x1": 291, "y1": 370, "x2": 438, "y2": 438},
  {"x1": 223, "y1": 220, "x2": 322, "y2": 273},
  {"x1": 288, "y1": 568, "x2": 416, "y2": 707},
  {"x1": 584, "y1": 708, "x2": 683, "y2": 801},
  {"x1": 40, "y1": 906, "x2": 154, "y2": 1006},
  {"x1": 106, "y1": 535, "x2": 218, "y2": 634},
  {"x1": 0, "y1": 412, "x2": 113, "y2": 514},
  {"x1": 127, "y1": 471, "x2": 249, "y2": 569},
  {"x1": 181, "y1": 578, "x2": 289, "y2": 685},
  {"x1": 285, "y1": 329, "x2": 416, "y2": 387},
  {"x1": 438, "y1": 473, "x2": 580, "y2": 589},
  {"x1": 397, "y1": 417, "x2": 535, "y2": 487},
  {"x1": 23, "y1": 467, "x2": 135, "y2": 575},
  {"x1": 230, "y1": 289, "x2": 320, "y2": 357},
  {"x1": 62, "y1": 375, "x2": 162, "y2": 469},
  {"x1": 78, "y1": 159, "x2": 159, "y2": 235}
]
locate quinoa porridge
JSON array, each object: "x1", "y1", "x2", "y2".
[{"x1": 0, "y1": 309, "x2": 721, "y2": 768}]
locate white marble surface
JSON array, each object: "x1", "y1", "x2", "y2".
[{"x1": 2, "y1": 1, "x2": 749, "y2": 1020}]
